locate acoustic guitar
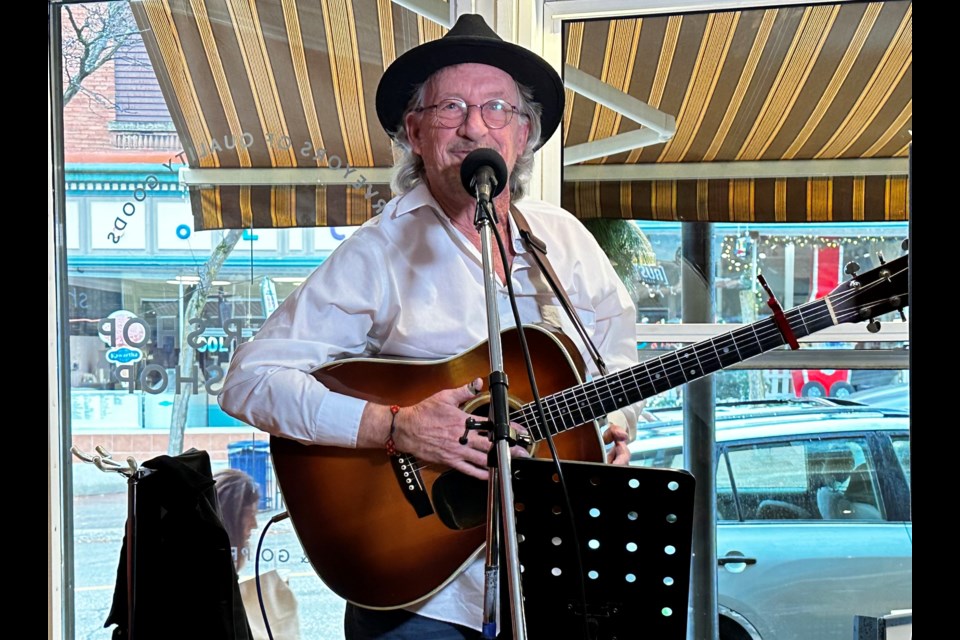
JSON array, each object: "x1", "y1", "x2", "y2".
[{"x1": 270, "y1": 253, "x2": 909, "y2": 609}]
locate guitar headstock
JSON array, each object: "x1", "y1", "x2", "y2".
[{"x1": 827, "y1": 251, "x2": 909, "y2": 331}]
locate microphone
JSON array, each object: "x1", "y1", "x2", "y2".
[{"x1": 460, "y1": 148, "x2": 508, "y2": 203}]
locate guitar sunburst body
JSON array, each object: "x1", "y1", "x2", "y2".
[{"x1": 270, "y1": 325, "x2": 604, "y2": 609}]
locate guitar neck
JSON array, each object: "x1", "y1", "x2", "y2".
[{"x1": 513, "y1": 297, "x2": 837, "y2": 443}]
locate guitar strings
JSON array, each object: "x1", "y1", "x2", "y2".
[
  {"x1": 530, "y1": 272, "x2": 904, "y2": 438},
  {"x1": 515, "y1": 262, "x2": 908, "y2": 443},
  {"x1": 403, "y1": 261, "x2": 906, "y2": 473},
  {"x1": 526, "y1": 305, "x2": 885, "y2": 439}
]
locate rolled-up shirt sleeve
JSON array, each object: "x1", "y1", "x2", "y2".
[{"x1": 218, "y1": 238, "x2": 387, "y2": 447}]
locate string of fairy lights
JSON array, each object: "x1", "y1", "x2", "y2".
[
  {"x1": 719, "y1": 233, "x2": 904, "y2": 275},
  {"x1": 628, "y1": 230, "x2": 907, "y2": 306},
  {"x1": 635, "y1": 229, "x2": 910, "y2": 403}
]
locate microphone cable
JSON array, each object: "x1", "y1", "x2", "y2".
[
  {"x1": 253, "y1": 510, "x2": 290, "y2": 640},
  {"x1": 487, "y1": 214, "x2": 593, "y2": 640}
]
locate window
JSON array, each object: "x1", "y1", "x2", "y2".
[
  {"x1": 892, "y1": 436, "x2": 911, "y2": 489},
  {"x1": 51, "y1": 2, "x2": 911, "y2": 639},
  {"x1": 726, "y1": 437, "x2": 882, "y2": 521}
]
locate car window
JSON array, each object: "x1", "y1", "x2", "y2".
[
  {"x1": 723, "y1": 437, "x2": 885, "y2": 521},
  {"x1": 716, "y1": 456, "x2": 738, "y2": 520},
  {"x1": 722, "y1": 442, "x2": 813, "y2": 520},
  {"x1": 891, "y1": 436, "x2": 911, "y2": 490}
]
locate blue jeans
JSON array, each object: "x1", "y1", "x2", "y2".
[{"x1": 344, "y1": 603, "x2": 485, "y2": 640}]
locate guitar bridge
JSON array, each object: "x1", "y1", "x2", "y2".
[{"x1": 388, "y1": 453, "x2": 434, "y2": 518}]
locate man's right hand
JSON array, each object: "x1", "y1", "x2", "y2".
[{"x1": 387, "y1": 378, "x2": 529, "y2": 480}]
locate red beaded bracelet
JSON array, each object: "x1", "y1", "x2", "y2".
[{"x1": 385, "y1": 405, "x2": 400, "y2": 456}]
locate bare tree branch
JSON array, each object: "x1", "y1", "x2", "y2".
[
  {"x1": 62, "y1": 3, "x2": 140, "y2": 105},
  {"x1": 168, "y1": 229, "x2": 245, "y2": 455}
]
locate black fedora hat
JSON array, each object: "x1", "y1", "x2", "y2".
[{"x1": 375, "y1": 13, "x2": 564, "y2": 150}]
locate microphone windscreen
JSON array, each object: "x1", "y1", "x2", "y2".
[{"x1": 460, "y1": 148, "x2": 508, "y2": 198}]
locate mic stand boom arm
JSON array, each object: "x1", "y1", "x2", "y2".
[{"x1": 473, "y1": 194, "x2": 527, "y2": 640}]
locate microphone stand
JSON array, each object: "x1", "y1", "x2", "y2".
[{"x1": 473, "y1": 195, "x2": 527, "y2": 640}]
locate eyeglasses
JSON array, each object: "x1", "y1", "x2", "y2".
[{"x1": 414, "y1": 98, "x2": 520, "y2": 129}]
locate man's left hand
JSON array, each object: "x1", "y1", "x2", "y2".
[{"x1": 603, "y1": 424, "x2": 630, "y2": 465}]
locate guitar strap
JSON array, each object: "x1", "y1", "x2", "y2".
[{"x1": 509, "y1": 204, "x2": 608, "y2": 376}]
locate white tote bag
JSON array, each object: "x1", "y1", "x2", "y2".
[{"x1": 238, "y1": 570, "x2": 302, "y2": 640}]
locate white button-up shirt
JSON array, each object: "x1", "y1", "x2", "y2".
[{"x1": 219, "y1": 182, "x2": 641, "y2": 630}]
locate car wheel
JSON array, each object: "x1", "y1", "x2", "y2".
[
  {"x1": 800, "y1": 381, "x2": 827, "y2": 398},
  {"x1": 830, "y1": 381, "x2": 855, "y2": 398},
  {"x1": 719, "y1": 616, "x2": 753, "y2": 640}
]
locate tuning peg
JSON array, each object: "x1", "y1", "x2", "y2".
[
  {"x1": 867, "y1": 319, "x2": 881, "y2": 333},
  {"x1": 901, "y1": 238, "x2": 909, "y2": 251},
  {"x1": 844, "y1": 261, "x2": 861, "y2": 275}
]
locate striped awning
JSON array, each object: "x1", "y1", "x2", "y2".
[
  {"x1": 130, "y1": 0, "x2": 911, "y2": 229},
  {"x1": 129, "y1": 0, "x2": 446, "y2": 229},
  {"x1": 561, "y1": 0, "x2": 912, "y2": 223},
  {"x1": 562, "y1": 175, "x2": 910, "y2": 223}
]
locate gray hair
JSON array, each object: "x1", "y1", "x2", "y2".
[{"x1": 389, "y1": 77, "x2": 543, "y2": 201}]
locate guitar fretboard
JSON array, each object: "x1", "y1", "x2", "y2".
[{"x1": 512, "y1": 297, "x2": 836, "y2": 442}]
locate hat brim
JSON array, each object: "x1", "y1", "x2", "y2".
[{"x1": 376, "y1": 37, "x2": 564, "y2": 151}]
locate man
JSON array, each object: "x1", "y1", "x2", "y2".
[{"x1": 219, "y1": 13, "x2": 643, "y2": 640}]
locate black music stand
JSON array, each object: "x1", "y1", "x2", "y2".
[{"x1": 511, "y1": 458, "x2": 695, "y2": 640}]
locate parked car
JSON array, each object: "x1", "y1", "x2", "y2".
[{"x1": 629, "y1": 399, "x2": 911, "y2": 640}]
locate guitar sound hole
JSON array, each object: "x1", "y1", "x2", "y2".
[{"x1": 462, "y1": 394, "x2": 532, "y2": 452}]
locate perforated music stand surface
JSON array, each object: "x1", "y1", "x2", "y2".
[{"x1": 511, "y1": 458, "x2": 695, "y2": 640}]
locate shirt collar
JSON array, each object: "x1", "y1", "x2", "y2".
[
  {"x1": 393, "y1": 182, "x2": 526, "y2": 254},
  {"x1": 393, "y1": 182, "x2": 443, "y2": 218}
]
